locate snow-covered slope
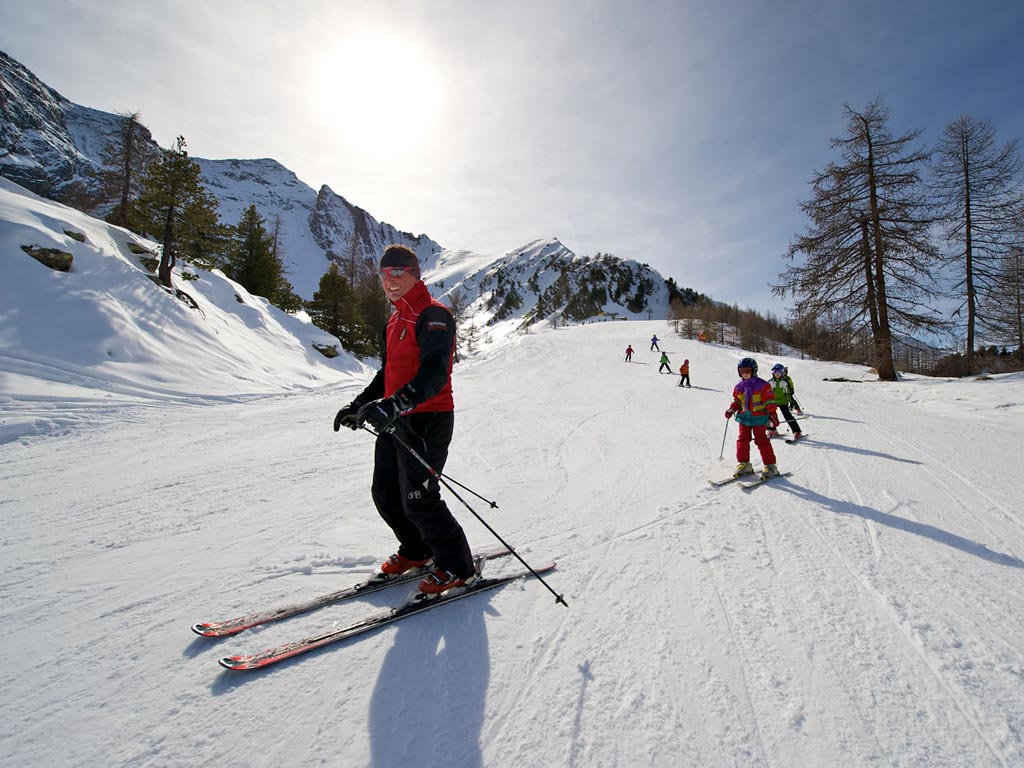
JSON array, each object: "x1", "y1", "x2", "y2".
[
  {"x1": 2, "y1": 315, "x2": 1023, "y2": 767},
  {"x1": 0, "y1": 176, "x2": 368, "y2": 443}
]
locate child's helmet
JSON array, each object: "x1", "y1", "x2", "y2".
[
  {"x1": 738, "y1": 357, "x2": 758, "y2": 375},
  {"x1": 771, "y1": 363, "x2": 785, "y2": 375}
]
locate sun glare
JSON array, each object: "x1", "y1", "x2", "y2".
[{"x1": 314, "y1": 33, "x2": 443, "y2": 156}]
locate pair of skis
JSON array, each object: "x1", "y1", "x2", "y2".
[
  {"x1": 709, "y1": 470, "x2": 794, "y2": 490},
  {"x1": 194, "y1": 550, "x2": 555, "y2": 671}
]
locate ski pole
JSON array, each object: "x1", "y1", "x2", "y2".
[
  {"x1": 364, "y1": 426, "x2": 568, "y2": 607},
  {"x1": 719, "y1": 417, "x2": 730, "y2": 460}
]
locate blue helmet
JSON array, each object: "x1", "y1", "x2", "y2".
[
  {"x1": 738, "y1": 357, "x2": 757, "y2": 376},
  {"x1": 771, "y1": 364, "x2": 785, "y2": 375}
]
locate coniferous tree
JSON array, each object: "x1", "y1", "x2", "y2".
[
  {"x1": 777, "y1": 99, "x2": 942, "y2": 380},
  {"x1": 226, "y1": 205, "x2": 297, "y2": 304},
  {"x1": 178, "y1": 191, "x2": 231, "y2": 272},
  {"x1": 268, "y1": 215, "x2": 304, "y2": 313},
  {"x1": 131, "y1": 136, "x2": 224, "y2": 287},
  {"x1": 931, "y1": 115, "x2": 1024, "y2": 374},
  {"x1": 101, "y1": 112, "x2": 156, "y2": 228},
  {"x1": 982, "y1": 245, "x2": 1024, "y2": 361},
  {"x1": 353, "y1": 272, "x2": 391, "y2": 357},
  {"x1": 308, "y1": 262, "x2": 356, "y2": 342}
]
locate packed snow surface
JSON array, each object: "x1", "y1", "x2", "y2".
[{"x1": 3, "y1": 320, "x2": 1024, "y2": 768}]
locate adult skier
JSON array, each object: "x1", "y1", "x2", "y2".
[{"x1": 333, "y1": 244, "x2": 475, "y2": 595}]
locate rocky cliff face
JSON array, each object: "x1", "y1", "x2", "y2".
[
  {"x1": 431, "y1": 237, "x2": 676, "y2": 329},
  {"x1": 1, "y1": 50, "x2": 139, "y2": 202}
]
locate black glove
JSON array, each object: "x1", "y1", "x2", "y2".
[
  {"x1": 356, "y1": 393, "x2": 414, "y2": 433},
  {"x1": 333, "y1": 400, "x2": 363, "y2": 431}
]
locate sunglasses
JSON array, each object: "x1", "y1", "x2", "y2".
[{"x1": 380, "y1": 267, "x2": 413, "y2": 279}]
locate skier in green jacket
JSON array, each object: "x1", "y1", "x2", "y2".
[{"x1": 768, "y1": 364, "x2": 803, "y2": 440}]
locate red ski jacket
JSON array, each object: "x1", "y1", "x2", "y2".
[{"x1": 381, "y1": 280, "x2": 455, "y2": 413}]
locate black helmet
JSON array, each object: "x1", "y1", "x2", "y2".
[{"x1": 738, "y1": 357, "x2": 757, "y2": 376}]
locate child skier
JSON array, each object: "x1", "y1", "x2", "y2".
[
  {"x1": 658, "y1": 352, "x2": 672, "y2": 373},
  {"x1": 625, "y1": 345, "x2": 634, "y2": 362},
  {"x1": 678, "y1": 359, "x2": 691, "y2": 387},
  {"x1": 782, "y1": 366, "x2": 803, "y2": 414},
  {"x1": 724, "y1": 357, "x2": 781, "y2": 479},
  {"x1": 650, "y1": 334, "x2": 660, "y2": 351},
  {"x1": 769, "y1": 363, "x2": 803, "y2": 440}
]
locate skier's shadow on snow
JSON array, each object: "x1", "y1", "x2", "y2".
[
  {"x1": 368, "y1": 600, "x2": 495, "y2": 767},
  {"x1": 789, "y1": 438, "x2": 921, "y2": 464},
  {"x1": 784, "y1": 485, "x2": 1024, "y2": 569}
]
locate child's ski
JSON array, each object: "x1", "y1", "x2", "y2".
[
  {"x1": 739, "y1": 471, "x2": 793, "y2": 490},
  {"x1": 709, "y1": 472, "x2": 757, "y2": 487}
]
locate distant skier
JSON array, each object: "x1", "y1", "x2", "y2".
[
  {"x1": 658, "y1": 352, "x2": 672, "y2": 374},
  {"x1": 678, "y1": 359, "x2": 691, "y2": 387},
  {"x1": 769, "y1": 364, "x2": 803, "y2": 440},
  {"x1": 724, "y1": 357, "x2": 780, "y2": 480},
  {"x1": 650, "y1": 334, "x2": 660, "y2": 351},
  {"x1": 625, "y1": 345, "x2": 634, "y2": 362}
]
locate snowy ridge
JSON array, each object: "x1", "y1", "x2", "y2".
[
  {"x1": 429, "y1": 237, "x2": 673, "y2": 343},
  {"x1": 195, "y1": 157, "x2": 443, "y2": 299}
]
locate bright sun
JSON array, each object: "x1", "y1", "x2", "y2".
[{"x1": 314, "y1": 33, "x2": 443, "y2": 156}]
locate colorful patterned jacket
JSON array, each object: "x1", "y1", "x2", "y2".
[{"x1": 728, "y1": 376, "x2": 777, "y2": 427}]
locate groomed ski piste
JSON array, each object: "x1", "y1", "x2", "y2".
[
  {"x1": 4, "y1": 319, "x2": 1024, "y2": 767},
  {"x1": 3, "y1": 185, "x2": 1024, "y2": 768}
]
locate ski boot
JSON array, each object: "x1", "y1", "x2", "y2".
[
  {"x1": 419, "y1": 568, "x2": 474, "y2": 595},
  {"x1": 381, "y1": 553, "x2": 432, "y2": 575}
]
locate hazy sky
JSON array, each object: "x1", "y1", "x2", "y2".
[{"x1": 3, "y1": 0, "x2": 1023, "y2": 316}]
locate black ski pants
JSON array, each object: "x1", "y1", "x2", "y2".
[
  {"x1": 371, "y1": 411, "x2": 474, "y2": 578},
  {"x1": 777, "y1": 404, "x2": 801, "y2": 434}
]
